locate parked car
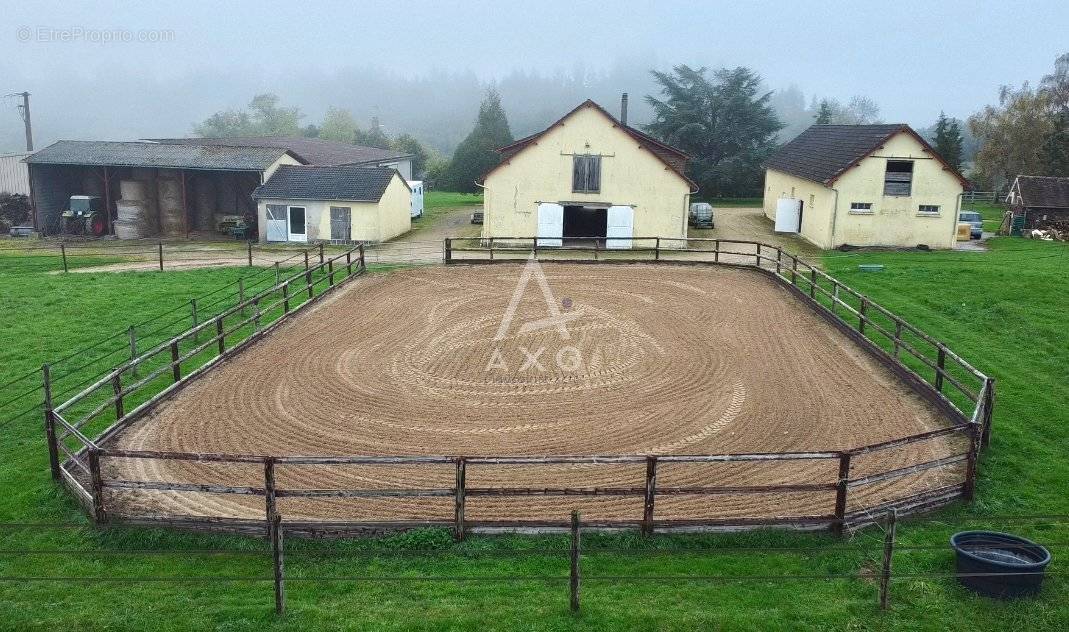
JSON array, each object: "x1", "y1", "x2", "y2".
[
  {"x1": 959, "y1": 211, "x2": 983, "y2": 239},
  {"x1": 688, "y1": 202, "x2": 714, "y2": 228}
]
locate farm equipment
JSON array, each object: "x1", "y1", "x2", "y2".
[
  {"x1": 62, "y1": 195, "x2": 108, "y2": 236},
  {"x1": 688, "y1": 202, "x2": 714, "y2": 228}
]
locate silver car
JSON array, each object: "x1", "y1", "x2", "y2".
[{"x1": 959, "y1": 211, "x2": 983, "y2": 239}]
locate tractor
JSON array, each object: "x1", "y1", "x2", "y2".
[{"x1": 62, "y1": 195, "x2": 108, "y2": 236}]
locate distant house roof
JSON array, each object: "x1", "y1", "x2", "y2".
[
  {"x1": 253, "y1": 165, "x2": 406, "y2": 202},
  {"x1": 484, "y1": 99, "x2": 696, "y2": 188},
  {"x1": 765, "y1": 124, "x2": 969, "y2": 187},
  {"x1": 150, "y1": 136, "x2": 411, "y2": 167},
  {"x1": 26, "y1": 140, "x2": 292, "y2": 171},
  {"x1": 1011, "y1": 175, "x2": 1069, "y2": 209}
]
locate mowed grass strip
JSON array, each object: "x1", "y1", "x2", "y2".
[{"x1": 0, "y1": 238, "x2": 1067, "y2": 630}]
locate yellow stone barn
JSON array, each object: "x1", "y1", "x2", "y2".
[
  {"x1": 479, "y1": 99, "x2": 696, "y2": 247},
  {"x1": 763, "y1": 124, "x2": 968, "y2": 249}
]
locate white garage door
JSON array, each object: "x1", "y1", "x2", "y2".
[
  {"x1": 606, "y1": 205, "x2": 634, "y2": 249},
  {"x1": 536, "y1": 203, "x2": 563, "y2": 247}
]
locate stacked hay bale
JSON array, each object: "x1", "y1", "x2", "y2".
[
  {"x1": 114, "y1": 180, "x2": 146, "y2": 240},
  {"x1": 157, "y1": 170, "x2": 185, "y2": 237}
]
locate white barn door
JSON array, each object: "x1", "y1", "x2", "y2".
[
  {"x1": 265, "y1": 204, "x2": 288, "y2": 242},
  {"x1": 606, "y1": 205, "x2": 634, "y2": 249},
  {"x1": 536, "y1": 203, "x2": 563, "y2": 247}
]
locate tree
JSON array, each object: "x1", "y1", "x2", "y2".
[
  {"x1": 1040, "y1": 53, "x2": 1069, "y2": 175},
  {"x1": 644, "y1": 65, "x2": 783, "y2": 197},
  {"x1": 969, "y1": 83, "x2": 1053, "y2": 189},
  {"x1": 318, "y1": 107, "x2": 358, "y2": 142},
  {"x1": 390, "y1": 133, "x2": 429, "y2": 177},
  {"x1": 354, "y1": 117, "x2": 391, "y2": 149},
  {"x1": 814, "y1": 99, "x2": 835, "y2": 124},
  {"x1": 841, "y1": 96, "x2": 881, "y2": 125},
  {"x1": 932, "y1": 111, "x2": 964, "y2": 171},
  {"x1": 440, "y1": 89, "x2": 513, "y2": 192},
  {"x1": 194, "y1": 93, "x2": 302, "y2": 137}
]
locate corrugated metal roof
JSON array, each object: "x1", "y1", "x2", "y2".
[
  {"x1": 25, "y1": 140, "x2": 291, "y2": 171},
  {"x1": 253, "y1": 165, "x2": 401, "y2": 201},
  {"x1": 150, "y1": 136, "x2": 411, "y2": 167}
]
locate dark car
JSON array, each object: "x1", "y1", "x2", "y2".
[{"x1": 958, "y1": 211, "x2": 983, "y2": 239}]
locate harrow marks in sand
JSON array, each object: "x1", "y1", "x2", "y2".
[{"x1": 109, "y1": 263, "x2": 963, "y2": 523}]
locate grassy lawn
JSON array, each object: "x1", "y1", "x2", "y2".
[
  {"x1": 692, "y1": 196, "x2": 762, "y2": 207},
  {"x1": 0, "y1": 238, "x2": 1067, "y2": 630}
]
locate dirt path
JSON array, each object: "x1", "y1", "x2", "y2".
[
  {"x1": 109, "y1": 263, "x2": 960, "y2": 524},
  {"x1": 689, "y1": 206, "x2": 825, "y2": 261}
]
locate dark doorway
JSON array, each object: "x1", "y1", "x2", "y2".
[
  {"x1": 563, "y1": 206, "x2": 607, "y2": 243},
  {"x1": 797, "y1": 200, "x2": 804, "y2": 232}
]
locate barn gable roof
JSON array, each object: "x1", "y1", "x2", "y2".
[
  {"x1": 252, "y1": 165, "x2": 407, "y2": 202},
  {"x1": 483, "y1": 99, "x2": 696, "y2": 188},
  {"x1": 26, "y1": 140, "x2": 293, "y2": 171},
  {"x1": 1011, "y1": 175, "x2": 1069, "y2": 209},
  {"x1": 765, "y1": 124, "x2": 969, "y2": 188}
]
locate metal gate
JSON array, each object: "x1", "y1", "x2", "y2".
[{"x1": 330, "y1": 206, "x2": 351, "y2": 241}]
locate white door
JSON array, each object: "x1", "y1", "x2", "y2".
[
  {"x1": 265, "y1": 204, "x2": 288, "y2": 242},
  {"x1": 774, "y1": 198, "x2": 801, "y2": 233},
  {"x1": 536, "y1": 203, "x2": 563, "y2": 247},
  {"x1": 287, "y1": 206, "x2": 307, "y2": 243},
  {"x1": 606, "y1": 205, "x2": 634, "y2": 249}
]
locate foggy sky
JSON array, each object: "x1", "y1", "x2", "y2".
[{"x1": 1, "y1": 0, "x2": 1066, "y2": 153}]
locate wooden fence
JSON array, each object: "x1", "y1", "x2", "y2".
[{"x1": 45, "y1": 238, "x2": 994, "y2": 537}]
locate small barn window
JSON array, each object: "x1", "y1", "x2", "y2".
[
  {"x1": 884, "y1": 161, "x2": 913, "y2": 196},
  {"x1": 917, "y1": 204, "x2": 940, "y2": 215},
  {"x1": 849, "y1": 202, "x2": 873, "y2": 214},
  {"x1": 572, "y1": 155, "x2": 601, "y2": 193}
]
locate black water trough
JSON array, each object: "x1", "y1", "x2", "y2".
[{"x1": 951, "y1": 531, "x2": 1051, "y2": 598}]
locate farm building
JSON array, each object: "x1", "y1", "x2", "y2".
[
  {"x1": 1006, "y1": 175, "x2": 1069, "y2": 232},
  {"x1": 0, "y1": 151, "x2": 31, "y2": 195},
  {"x1": 252, "y1": 164, "x2": 411, "y2": 243},
  {"x1": 763, "y1": 124, "x2": 968, "y2": 249},
  {"x1": 152, "y1": 136, "x2": 415, "y2": 180},
  {"x1": 479, "y1": 96, "x2": 696, "y2": 247},
  {"x1": 26, "y1": 141, "x2": 300, "y2": 237}
]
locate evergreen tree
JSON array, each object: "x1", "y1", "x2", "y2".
[
  {"x1": 933, "y1": 111, "x2": 965, "y2": 171},
  {"x1": 440, "y1": 89, "x2": 513, "y2": 192},
  {"x1": 645, "y1": 65, "x2": 782, "y2": 197},
  {"x1": 815, "y1": 99, "x2": 834, "y2": 124}
]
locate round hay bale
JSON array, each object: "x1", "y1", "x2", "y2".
[{"x1": 119, "y1": 180, "x2": 147, "y2": 201}]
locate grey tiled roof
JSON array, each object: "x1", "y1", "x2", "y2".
[
  {"x1": 151, "y1": 136, "x2": 411, "y2": 167},
  {"x1": 765, "y1": 124, "x2": 910, "y2": 185},
  {"x1": 26, "y1": 140, "x2": 290, "y2": 171},
  {"x1": 253, "y1": 165, "x2": 400, "y2": 201},
  {"x1": 1015, "y1": 175, "x2": 1069, "y2": 209}
]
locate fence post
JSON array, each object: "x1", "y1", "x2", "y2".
[
  {"x1": 454, "y1": 457, "x2": 466, "y2": 541},
  {"x1": 247, "y1": 241, "x2": 253, "y2": 267},
  {"x1": 346, "y1": 250, "x2": 352, "y2": 275},
  {"x1": 282, "y1": 282, "x2": 290, "y2": 313},
  {"x1": 935, "y1": 346, "x2": 946, "y2": 392},
  {"x1": 305, "y1": 269, "x2": 313, "y2": 299},
  {"x1": 358, "y1": 242, "x2": 365, "y2": 269},
  {"x1": 112, "y1": 372, "x2": 124, "y2": 420},
  {"x1": 642, "y1": 456, "x2": 657, "y2": 536},
  {"x1": 158, "y1": 241, "x2": 164, "y2": 271},
  {"x1": 714, "y1": 239, "x2": 720, "y2": 264},
  {"x1": 272, "y1": 513, "x2": 285, "y2": 616},
  {"x1": 570, "y1": 510, "x2": 581, "y2": 613},
  {"x1": 318, "y1": 242, "x2": 324, "y2": 265},
  {"x1": 304, "y1": 250, "x2": 309, "y2": 270},
  {"x1": 216, "y1": 317, "x2": 225, "y2": 354},
  {"x1": 755, "y1": 243, "x2": 761, "y2": 267},
  {"x1": 809, "y1": 269, "x2": 817, "y2": 299},
  {"x1": 981, "y1": 378, "x2": 995, "y2": 448},
  {"x1": 489, "y1": 238, "x2": 495, "y2": 262},
  {"x1": 878, "y1": 508, "x2": 897, "y2": 610},
  {"x1": 964, "y1": 419, "x2": 982, "y2": 501},
  {"x1": 655, "y1": 237, "x2": 661, "y2": 262},
  {"x1": 833, "y1": 452, "x2": 852, "y2": 536},
  {"x1": 60, "y1": 242, "x2": 68, "y2": 273},
  {"x1": 593, "y1": 238, "x2": 600, "y2": 261},
  {"x1": 170, "y1": 341, "x2": 181, "y2": 382},
  {"x1": 42, "y1": 364, "x2": 61, "y2": 481},
  {"x1": 88, "y1": 448, "x2": 107, "y2": 523},
  {"x1": 791, "y1": 256, "x2": 797, "y2": 284},
  {"x1": 128, "y1": 326, "x2": 138, "y2": 378},
  {"x1": 328, "y1": 259, "x2": 335, "y2": 286},
  {"x1": 775, "y1": 248, "x2": 782, "y2": 275},
  {"x1": 274, "y1": 262, "x2": 281, "y2": 287},
  {"x1": 858, "y1": 298, "x2": 868, "y2": 335},
  {"x1": 190, "y1": 299, "x2": 198, "y2": 342}
]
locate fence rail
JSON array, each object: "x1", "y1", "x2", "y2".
[{"x1": 44, "y1": 237, "x2": 993, "y2": 538}]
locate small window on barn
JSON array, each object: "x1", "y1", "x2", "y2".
[
  {"x1": 572, "y1": 154, "x2": 601, "y2": 193},
  {"x1": 917, "y1": 204, "x2": 940, "y2": 216},
  {"x1": 849, "y1": 202, "x2": 873, "y2": 214},
  {"x1": 884, "y1": 161, "x2": 914, "y2": 196}
]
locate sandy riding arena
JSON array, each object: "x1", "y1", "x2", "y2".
[{"x1": 108, "y1": 263, "x2": 962, "y2": 524}]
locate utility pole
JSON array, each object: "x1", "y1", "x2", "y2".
[{"x1": 16, "y1": 92, "x2": 32, "y2": 151}]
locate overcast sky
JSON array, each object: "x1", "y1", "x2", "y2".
[{"x1": 1, "y1": 0, "x2": 1066, "y2": 151}]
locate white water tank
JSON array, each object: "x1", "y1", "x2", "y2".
[{"x1": 775, "y1": 197, "x2": 802, "y2": 233}]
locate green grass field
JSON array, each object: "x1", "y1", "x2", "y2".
[{"x1": 0, "y1": 237, "x2": 1067, "y2": 630}]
